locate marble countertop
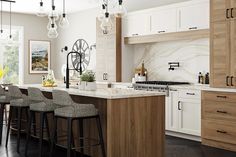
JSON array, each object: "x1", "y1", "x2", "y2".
[{"x1": 18, "y1": 84, "x2": 166, "y2": 99}]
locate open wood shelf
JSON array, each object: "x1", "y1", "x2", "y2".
[{"x1": 124, "y1": 29, "x2": 209, "y2": 45}]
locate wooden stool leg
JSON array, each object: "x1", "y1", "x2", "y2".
[
  {"x1": 25, "y1": 111, "x2": 33, "y2": 156},
  {"x1": 96, "y1": 116, "x2": 106, "y2": 157},
  {"x1": 50, "y1": 116, "x2": 57, "y2": 157},
  {"x1": 32, "y1": 112, "x2": 36, "y2": 136},
  {"x1": 39, "y1": 112, "x2": 45, "y2": 157},
  {"x1": 45, "y1": 114, "x2": 51, "y2": 145},
  {"x1": 67, "y1": 118, "x2": 72, "y2": 157},
  {"x1": 79, "y1": 119, "x2": 84, "y2": 157},
  {"x1": 5, "y1": 106, "x2": 12, "y2": 148},
  {"x1": 0, "y1": 104, "x2": 5, "y2": 145},
  {"x1": 17, "y1": 107, "x2": 22, "y2": 153}
]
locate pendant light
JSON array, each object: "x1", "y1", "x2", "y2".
[
  {"x1": 48, "y1": 0, "x2": 59, "y2": 21},
  {"x1": 36, "y1": 0, "x2": 47, "y2": 17},
  {"x1": 114, "y1": 0, "x2": 127, "y2": 17},
  {"x1": 59, "y1": 0, "x2": 69, "y2": 28},
  {"x1": 48, "y1": 23, "x2": 58, "y2": 38},
  {"x1": 98, "y1": 4, "x2": 106, "y2": 22},
  {"x1": 0, "y1": 0, "x2": 3, "y2": 34},
  {"x1": 100, "y1": 12, "x2": 112, "y2": 34}
]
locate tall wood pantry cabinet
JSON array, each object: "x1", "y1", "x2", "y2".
[
  {"x1": 96, "y1": 16, "x2": 122, "y2": 82},
  {"x1": 210, "y1": 0, "x2": 236, "y2": 88}
]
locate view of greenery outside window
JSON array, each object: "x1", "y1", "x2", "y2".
[{"x1": 0, "y1": 27, "x2": 23, "y2": 84}]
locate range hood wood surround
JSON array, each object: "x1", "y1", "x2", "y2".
[{"x1": 124, "y1": 29, "x2": 209, "y2": 45}]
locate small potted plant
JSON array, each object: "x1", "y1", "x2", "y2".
[{"x1": 80, "y1": 71, "x2": 96, "y2": 91}]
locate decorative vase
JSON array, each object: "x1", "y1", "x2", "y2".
[
  {"x1": 85, "y1": 82, "x2": 97, "y2": 91},
  {"x1": 79, "y1": 81, "x2": 86, "y2": 90}
]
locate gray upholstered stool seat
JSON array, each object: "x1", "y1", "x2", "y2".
[
  {"x1": 30, "y1": 101, "x2": 58, "y2": 112},
  {"x1": 54, "y1": 104, "x2": 98, "y2": 118}
]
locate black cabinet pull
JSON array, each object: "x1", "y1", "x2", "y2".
[
  {"x1": 231, "y1": 8, "x2": 234, "y2": 18},
  {"x1": 231, "y1": 76, "x2": 234, "y2": 86},
  {"x1": 226, "y1": 76, "x2": 230, "y2": 86},
  {"x1": 186, "y1": 93, "x2": 195, "y2": 96},
  {"x1": 132, "y1": 34, "x2": 139, "y2": 36},
  {"x1": 158, "y1": 30, "x2": 166, "y2": 33},
  {"x1": 189, "y1": 27, "x2": 198, "y2": 30},
  {"x1": 226, "y1": 9, "x2": 230, "y2": 19},
  {"x1": 217, "y1": 110, "x2": 228, "y2": 114},
  {"x1": 216, "y1": 96, "x2": 227, "y2": 99},
  {"x1": 178, "y1": 101, "x2": 181, "y2": 110},
  {"x1": 217, "y1": 130, "x2": 227, "y2": 134}
]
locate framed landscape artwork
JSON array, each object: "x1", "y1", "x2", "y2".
[{"x1": 29, "y1": 40, "x2": 51, "y2": 74}]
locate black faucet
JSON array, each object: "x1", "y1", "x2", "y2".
[{"x1": 66, "y1": 51, "x2": 82, "y2": 89}]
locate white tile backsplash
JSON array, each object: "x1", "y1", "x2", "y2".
[{"x1": 133, "y1": 38, "x2": 209, "y2": 83}]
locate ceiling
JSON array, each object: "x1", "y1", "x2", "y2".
[{"x1": 1, "y1": 0, "x2": 191, "y2": 15}]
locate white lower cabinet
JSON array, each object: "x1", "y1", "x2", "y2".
[{"x1": 166, "y1": 89, "x2": 201, "y2": 136}]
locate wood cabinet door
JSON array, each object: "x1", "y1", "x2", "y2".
[
  {"x1": 178, "y1": 98, "x2": 201, "y2": 136},
  {"x1": 210, "y1": 0, "x2": 231, "y2": 22},
  {"x1": 177, "y1": 2, "x2": 209, "y2": 31},
  {"x1": 210, "y1": 21, "x2": 231, "y2": 88},
  {"x1": 230, "y1": 19, "x2": 236, "y2": 87},
  {"x1": 150, "y1": 8, "x2": 177, "y2": 34}
]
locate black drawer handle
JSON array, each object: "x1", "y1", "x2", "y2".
[
  {"x1": 189, "y1": 27, "x2": 198, "y2": 30},
  {"x1": 226, "y1": 9, "x2": 230, "y2": 19},
  {"x1": 178, "y1": 101, "x2": 181, "y2": 111},
  {"x1": 217, "y1": 110, "x2": 228, "y2": 114},
  {"x1": 217, "y1": 96, "x2": 227, "y2": 99},
  {"x1": 217, "y1": 130, "x2": 227, "y2": 134},
  {"x1": 186, "y1": 93, "x2": 195, "y2": 96}
]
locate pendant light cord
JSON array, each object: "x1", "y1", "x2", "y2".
[
  {"x1": 9, "y1": 2, "x2": 11, "y2": 38},
  {"x1": 63, "y1": 0, "x2": 65, "y2": 14},
  {"x1": 1, "y1": 0, "x2": 3, "y2": 32}
]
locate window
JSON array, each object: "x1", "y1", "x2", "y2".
[{"x1": 0, "y1": 26, "x2": 23, "y2": 84}]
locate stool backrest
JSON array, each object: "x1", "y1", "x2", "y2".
[
  {"x1": 8, "y1": 85, "x2": 23, "y2": 98},
  {"x1": 52, "y1": 90, "x2": 73, "y2": 106},
  {"x1": 0, "y1": 86, "x2": 5, "y2": 96},
  {"x1": 28, "y1": 87, "x2": 45, "y2": 102}
]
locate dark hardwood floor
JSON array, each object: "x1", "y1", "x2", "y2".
[{"x1": 0, "y1": 127, "x2": 236, "y2": 157}]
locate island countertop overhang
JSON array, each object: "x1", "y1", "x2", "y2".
[{"x1": 17, "y1": 84, "x2": 166, "y2": 99}]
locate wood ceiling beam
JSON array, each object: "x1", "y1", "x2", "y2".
[{"x1": 0, "y1": 0, "x2": 16, "y2": 3}]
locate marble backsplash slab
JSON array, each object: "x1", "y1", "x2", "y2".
[{"x1": 133, "y1": 38, "x2": 209, "y2": 83}]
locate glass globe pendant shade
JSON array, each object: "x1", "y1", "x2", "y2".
[
  {"x1": 100, "y1": 13, "x2": 112, "y2": 34},
  {"x1": 48, "y1": 8, "x2": 59, "y2": 21},
  {"x1": 98, "y1": 4, "x2": 106, "y2": 22},
  {"x1": 59, "y1": 14, "x2": 69, "y2": 28},
  {"x1": 7, "y1": 34, "x2": 14, "y2": 46},
  {"x1": 36, "y1": 2, "x2": 47, "y2": 17},
  {"x1": 114, "y1": 0, "x2": 127, "y2": 17},
  {"x1": 48, "y1": 24, "x2": 58, "y2": 38}
]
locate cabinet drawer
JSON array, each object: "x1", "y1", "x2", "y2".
[
  {"x1": 202, "y1": 101, "x2": 236, "y2": 121},
  {"x1": 179, "y1": 90, "x2": 201, "y2": 99},
  {"x1": 202, "y1": 91, "x2": 236, "y2": 103},
  {"x1": 202, "y1": 120, "x2": 236, "y2": 145}
]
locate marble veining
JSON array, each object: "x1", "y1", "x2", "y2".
[{"x1": 133, "y1": 38, "x2": 209, "y2": 83}]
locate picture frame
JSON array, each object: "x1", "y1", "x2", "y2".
[{"x1": 29, "y1": 40, "x2": 51, "y2": 74}]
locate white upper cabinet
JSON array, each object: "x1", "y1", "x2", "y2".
[
  {"x1": 151, "y1": 8, "x2": 177, "y2": 34},
  {"x1": 177, "y1": 1, "x2": 209, "y2": 31},
  {"x1": 123, "y1": 13, "x2": 150, "y2": 37}
]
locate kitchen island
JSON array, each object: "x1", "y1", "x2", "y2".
[{"x1": 18, "y1": 84, "x2": 166, "y2": 157}]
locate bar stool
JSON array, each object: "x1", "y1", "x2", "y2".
[
  {"x1": 5, "y1": 85, "x2": 30, "y2": 153},
  {"x1": 25, "y1": 87, "x2": 58, "y2": 157},
  {"x1": 0, "y1": 86, "x2": 10, "y2": 145},
  {"x1": 50, "y1": 90, "x2": 106, "y2": 157}
]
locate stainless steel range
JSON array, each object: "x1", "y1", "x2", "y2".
[{"x1": 133, "y1": 81, "x2": 190, "y2": 96}]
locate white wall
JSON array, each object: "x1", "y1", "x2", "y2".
[
  {"x1": 52, "y1": 8, "x2": 99, "y2": 79},
  {"x1": 2, "y1": 12, "x2": 54, "y2": 84}
]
